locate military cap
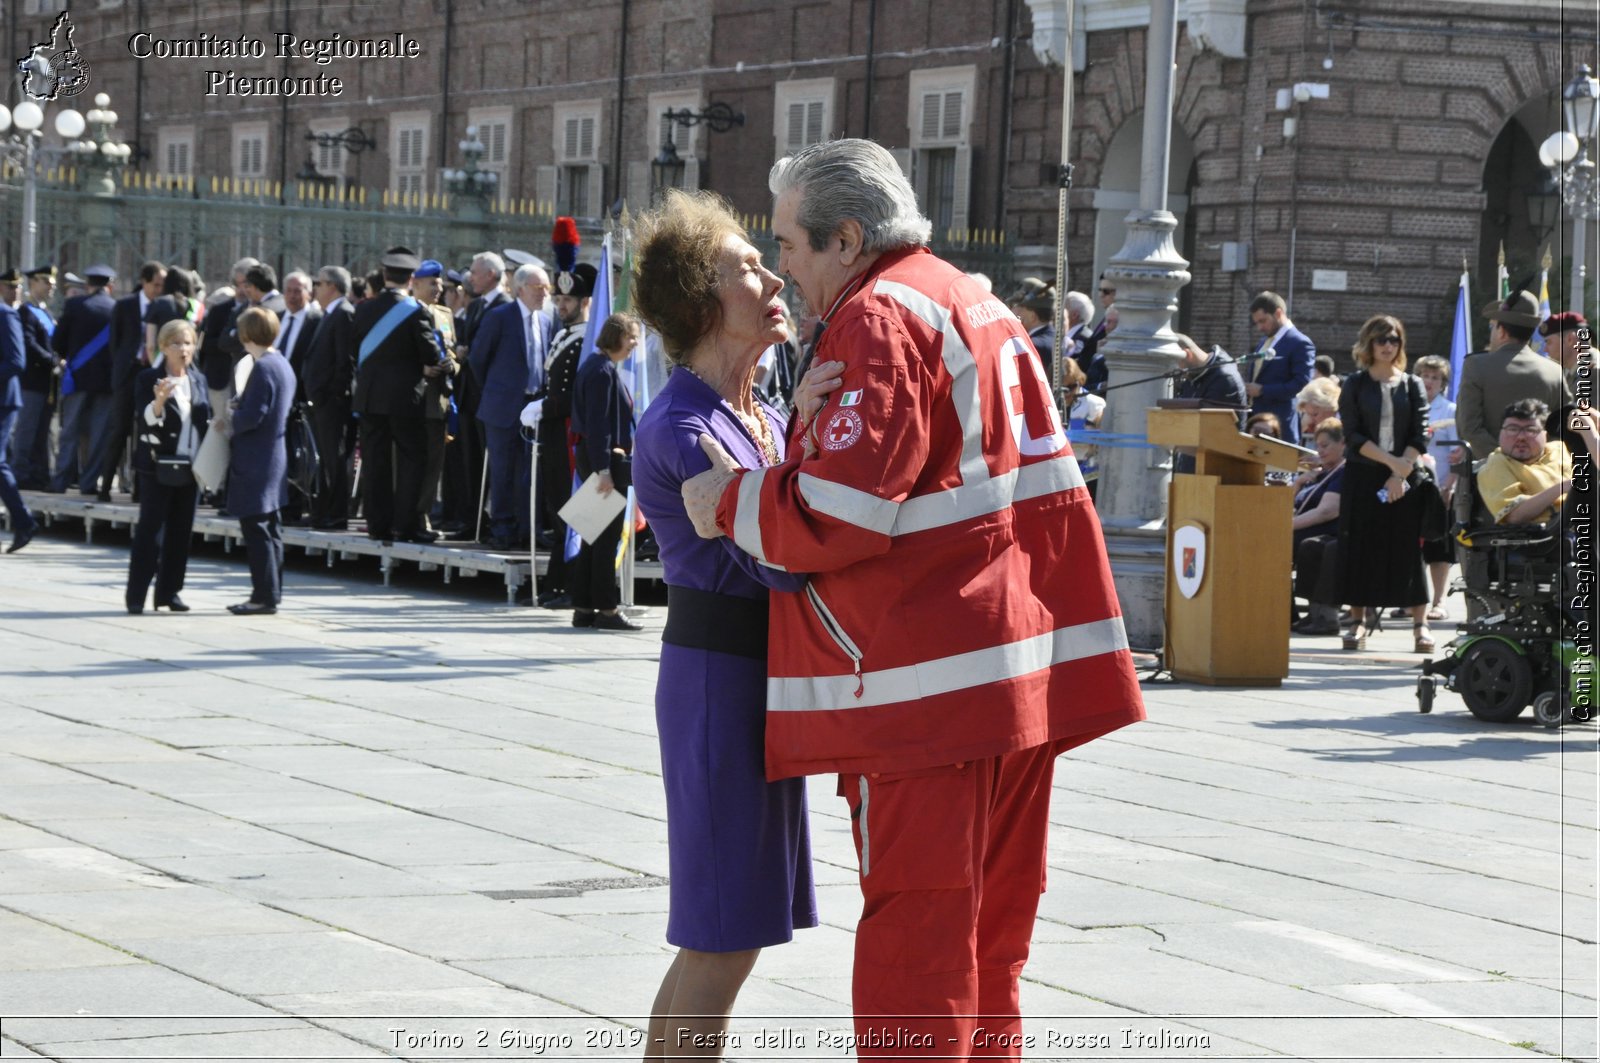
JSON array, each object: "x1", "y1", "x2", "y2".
[
  {"x1": 24, "y1": 264, "x2": 55, "y2": 279},
  {"x1": 504, "y1": 248, "x2": 547, "y2": 270},
  {"x1": 0, "y1": 269, "x2": 20, "y2": 284},
  {"x1": 553, "y1": 262, "x2": 597, "y2": 300},
  {"x1": 1541, "y1": 310, "x2": 1588, "y2": 336},
  {"x1": 1007, "y1": 276, "x2": 1055, "y2": 314},
  {"x1": 414, "y1": 259, "x2": 443, "y2": 279},
  {"x1": 445, "y1": 269, "x2": 465, "y2": 286},
  {"x1": 62, "y1": 271, "x2": 85, "y2": 286},
  {"x1": 380, "y1": 246, "x2": 420, "y2": 272},
  {"x1": 1481, "y1": 290, "x2": 1543, "y2": 329},
  {"x1": 84, "y1": 264, "x2": 116, "y2": 282}
]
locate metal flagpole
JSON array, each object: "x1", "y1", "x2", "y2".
[
  {"x1": 474, "y1": 449, "x2": 489, "y2": 543},
  {"x1": 1049, "y1": 0, "x2": 1076, "y2": 413},
  {"x1": 526, "y1": 426, "x2": 539, "y2": 600}
]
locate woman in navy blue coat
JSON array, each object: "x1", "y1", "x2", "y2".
[
  {"x1": 225, "y1": 307, "x2": 295, "y2": 614},
  {"x1": 125, "y1": 320, "x2": 210, "y2": 613}
]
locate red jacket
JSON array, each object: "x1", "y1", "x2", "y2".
[{"x1": 715, "y1": 248, "x2": 1145, "y2": 779}]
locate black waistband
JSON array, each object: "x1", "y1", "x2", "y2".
[{"x1": 663, "y1": 585, "x2": 769, "y2": 660}]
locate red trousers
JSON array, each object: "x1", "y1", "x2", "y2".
[{"x1": 837, "y1": 743, "x2": 1060, "y2": 1061}]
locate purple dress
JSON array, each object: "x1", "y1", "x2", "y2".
[{"x1": 632, "y1": 368, "x2": 817, "y2": 952}]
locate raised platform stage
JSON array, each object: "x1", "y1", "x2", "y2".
[{"x1": 14, "y1": 490, "x2": 665, "y2": 603}]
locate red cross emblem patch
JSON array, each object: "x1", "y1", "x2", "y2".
[{"x1": 822, "y1": 408, "x2": 864, "y2": 451}]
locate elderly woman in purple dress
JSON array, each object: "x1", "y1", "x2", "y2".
[{"x1": 630, "y1": 190, "x2": 841, "y2": 1057}]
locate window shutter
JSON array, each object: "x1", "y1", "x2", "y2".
[
  {"x1": 942, "y1": 91, "x2": 963, "y2": 140},
  {"x1": 785, "y1": 102, "x2": 805, "y2": 152},
  {"x1": 585, "y1": 163, "x2": 605, "y2": 218},
  {"x1": 563, "y1": 119, "x2": 579, "y2": 161},
  {"x1": 920, "y1": 92, "x2": 942, "y2": 142},
  {"x1": 806, "y1": 101, "x2": 824, "y2": 145},
  {"x1": 580, "y1": 117, "x2": 595, "y2": 160},
  {"x1": 487, "y1": 122, "x2": 507, "y2": 164},
  {"x1": 682, "y1": 156, "x2": 700, "y2": 193},
  {"x1": 950, "y1": 146, "x2": 972, "y2": 234}
]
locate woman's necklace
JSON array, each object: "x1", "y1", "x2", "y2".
[{"x1": 686, "y1": 363, "x2": 779, "y2": 467}]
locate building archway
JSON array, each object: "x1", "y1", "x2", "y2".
[{"x1": 1091, "y1": 111, "x2": 1197, "y2": 318}]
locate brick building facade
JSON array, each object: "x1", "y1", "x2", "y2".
[{"x1": 7, "y1": 0, "x2": 1595, "y2": 358}]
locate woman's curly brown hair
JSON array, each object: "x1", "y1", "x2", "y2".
[{"x1": 631, "y1": 189, "x2": 747, "y2": 366}]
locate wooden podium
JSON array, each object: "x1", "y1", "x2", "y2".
[{"x1": 1147, "y1": 406, "x2": 1310, "y2": 686}]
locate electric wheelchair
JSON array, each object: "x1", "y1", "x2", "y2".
[{"x1": 1416, "y1": 442, "x2": 1584, "y2": 727}]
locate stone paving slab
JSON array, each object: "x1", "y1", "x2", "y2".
[{"x1": 0, "y1": 537, "x2": 1594, "y2": 1061}]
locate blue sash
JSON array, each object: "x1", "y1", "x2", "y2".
[
  {"x1": 25, "y1": 303, "x2": 54, "y2": 338},
  {"x1": 358, "y1": 296, "x2": 421, "y2": 367},
  {"x1": 60, "y1": 324, "x2": 110, "y2": 397}
]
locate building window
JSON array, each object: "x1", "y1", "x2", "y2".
[
  {"x1": 907, "y1": 67, "x2": 975, "y2": 237},
  {"x1": 158, "y1": 127, "x2": 194, "y2": 178},
  {"x1": 773, "y1": 79, "x2": 834, "y2": 159},
  {"x1": 24, "y1": 0, "x2": 66, "y2": 13},
  {"x1": 391, "y1": 113, "x2": 431, "y2": 198},
  {"x1": 234, "y1": 123, "x2": 268, "y2": 181},
  {"x1": 548, "y1": 101, "x2": 603, "y2": 220}
]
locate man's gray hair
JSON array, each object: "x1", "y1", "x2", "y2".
[
  {"x1": 317, "y1": 266, "x2": 351, "y2": 296},
  {"x1": 284, "y1": 269, "x2": 313, "y2": 289},
  {"x1": 473, "y1": 252, "x2": 506, "y2": 276},
  {"x1": 231, "y1": 256, "x2": 259, "y2": 279},
  {"x1": 512, "y1": 263, "x2": 548, "y2": 290},
  {"x1": 1064, "y1": 290, "x2": 1094, "y2": 325},
  {"x1": 769, "y1": 139, "x2": 932, "y2": 253}
]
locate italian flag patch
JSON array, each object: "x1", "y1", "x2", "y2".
[{"x1": 839, "y1": 390, "x2": 863, "y2": 407}]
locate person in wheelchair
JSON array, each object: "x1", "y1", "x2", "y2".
[{"x1": 1476, "y1": 399, "x2": 1586, "y2": 527}]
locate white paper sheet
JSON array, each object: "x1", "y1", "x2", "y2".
[{"x1": 558, "y1": 472, "x2": 628, "y2": 545}]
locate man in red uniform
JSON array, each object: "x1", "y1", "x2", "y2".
[{"x1": 681, "y1": 139, "x2": 1146, "y2": 1057}]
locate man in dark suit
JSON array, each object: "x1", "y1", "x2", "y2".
[
  {"x1": 8, "y1": 266, "x2": 56, "y2": 488},
  {"x1": 199, "y1": 257, "x2": 256, "y2": 411},
  {"x1": 303, "y1": 266, "x2": 357, "y2": 530},
  {"x1": 1246, "y1": 290, "x2": 1316, "y2": 445},
  {"x1": 50, "y1": 265, "x2": 119, "y2": 494},
  {"x1": 469, "y1": 262, "x2": 553, "y2": 549},
  {"x1": 277, "y1": 270, "x2": 323, "y2": 397},
  {"x1": 443, "y1": 252, "x2": 511, "y2": 537},
  {"x1": 0, "y1": 294, "x2": 37, "y2": 551},
  {"x1": 353, "y1": 247, "x2": 443, "y2": 544},
  {"x1": 100, "y1": 260, "x2": 166, "y2": 499},
  {"x1": 218, "y1": 263, "x2": 288, "y2": 366},
  {"x1": 1457, "y1": 291, "x2": 1571, "y2": 458}
]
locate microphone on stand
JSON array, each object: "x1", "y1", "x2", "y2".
[{"x1": 1236, "y1": 345, "x2": 1277, "y2": 363}]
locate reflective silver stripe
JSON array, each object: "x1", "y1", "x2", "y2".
[
  {"x1": 858, "y1": 774, "x2": 871, "y2": 877},
  {"x1": 730, "y1": 467, "x2": 770, "y2": 562},
  {"x1": 768, "y1": 616, "x2": 1130, "y2": 712},
  {"x1": 798, "y1": 472, "x2": 901, "y2": 536},
  {"x1": 874, "y1": 278, "x2": 988, "y2": 483},
  {"x1": 893, "y1": 455, "x2": 1085, "y2": 535},
  {"x1": 806, "y1": 582, "x2": 864, "y2": 662}
]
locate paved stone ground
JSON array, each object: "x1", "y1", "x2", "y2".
[{"x1": 0, "y1": 535, "x2": 1594, "y2": 1062}]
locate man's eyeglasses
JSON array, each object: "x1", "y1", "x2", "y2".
[
  {"x1": 1500, "y1": 423, "x2": 1544, "y2": 437},
  {"x1": 1374, "y1": 335, "x2": 1401, "y2": 346},
  {"x1": 1098, "y1": 289, "x2": 1115, "y2": 296}
]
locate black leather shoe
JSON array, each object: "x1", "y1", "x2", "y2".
[
  {"x1": 7, "y1": 522, "x2": 37, "y2": 554},
  {"x1": 538, "y1": 591, "x2": 573, "y2": 609},
  {"x1": 572, "y1": 609, "x2": 595, "y2": 628},
  {"x1": 95, "y1": 490, "x2": 112, "y2": 502},
  {"x1": 156, "y1": 595, "x2": 191, "y2": 612},
  {"x1": 228, "y1": 601, "x2": 277, "y2": 615},
  {"x1": 312, "y1": 521, "x2": 349, "y2": 531},
  {"x1": 397, "y1": 529, "x2": 439, "y2": 544},
  {"x1": 126, "y1": 602, "x2": 144, "y2": 615},
  {"x1": 592, "y1": 610, "x2": 643, "y2": 632}
]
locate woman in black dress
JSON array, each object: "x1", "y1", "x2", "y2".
[{"x1": 1336, "y1": 315, "x2": 1432, "y2": 652}]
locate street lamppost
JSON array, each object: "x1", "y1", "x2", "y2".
[
  {"x1": 1539, "y1": 64, "x2": 1599, "y2": 312},
  {"x1": 651, "y1": 103, "x2": 744, "y2": 202},
  {"x1": 0, "y1": 92, "x2": 90, "y2": 269},
  {"x1": 63, "y1": 93, "x2": 133, "y2": 197},
  {"x1": 442, "y1": 125, "x2": 499, "y2": 204}
]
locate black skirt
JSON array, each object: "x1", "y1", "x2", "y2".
[{"x1": 1338, "y1": 461, "x2": 1428, "y2": 607}]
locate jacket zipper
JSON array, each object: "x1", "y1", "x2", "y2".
[{"x1": 805, "y1": 583, "x2": 865, "y2": 698}]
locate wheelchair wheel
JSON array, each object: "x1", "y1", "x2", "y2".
[
  {"x1": 1457, "y1": 640, "x2": 1533, "y2": 722},
  {"x1": 1417, "y1": 676, "x2": 1435, "y2": 714},
  {"x1": 1532, "y1": 691, "x2": 1565, "y2": 728}
]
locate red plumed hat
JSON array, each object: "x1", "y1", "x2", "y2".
[{"x1": 552, "y1": 216, "x2": 580, "y2": 274}]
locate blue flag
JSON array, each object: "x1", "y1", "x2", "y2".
[
  {"x1": 1447, "y1": 270, "x2": 1470, "y2": 402},
  {"x1": 579, "y1": 238, "x2": 612, "y2": 366}
]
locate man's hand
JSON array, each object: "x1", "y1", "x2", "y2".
[
  {"x1": 681, "y1": 433, "x2": 741, "y2": 539},
  {"x1": 596, "y1": 469, "x2": 615, "y2": 497},
  {"x1": 792, "y1": 360, "x2": 845, "y2": 431},
  {"x1": 1245, "y1": 383, "x2": 1263, "y2": 399}
]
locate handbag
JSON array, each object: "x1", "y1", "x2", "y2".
[
  {"x1": 155, "y1": 456, "x2": 193, "y2": 488},
  {"x1": 1408, "y1": 464, "x2": 1449, "y2": 541},
  {"x1": 191, "y1": 425, "x2": 230, "y2": 492}
]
